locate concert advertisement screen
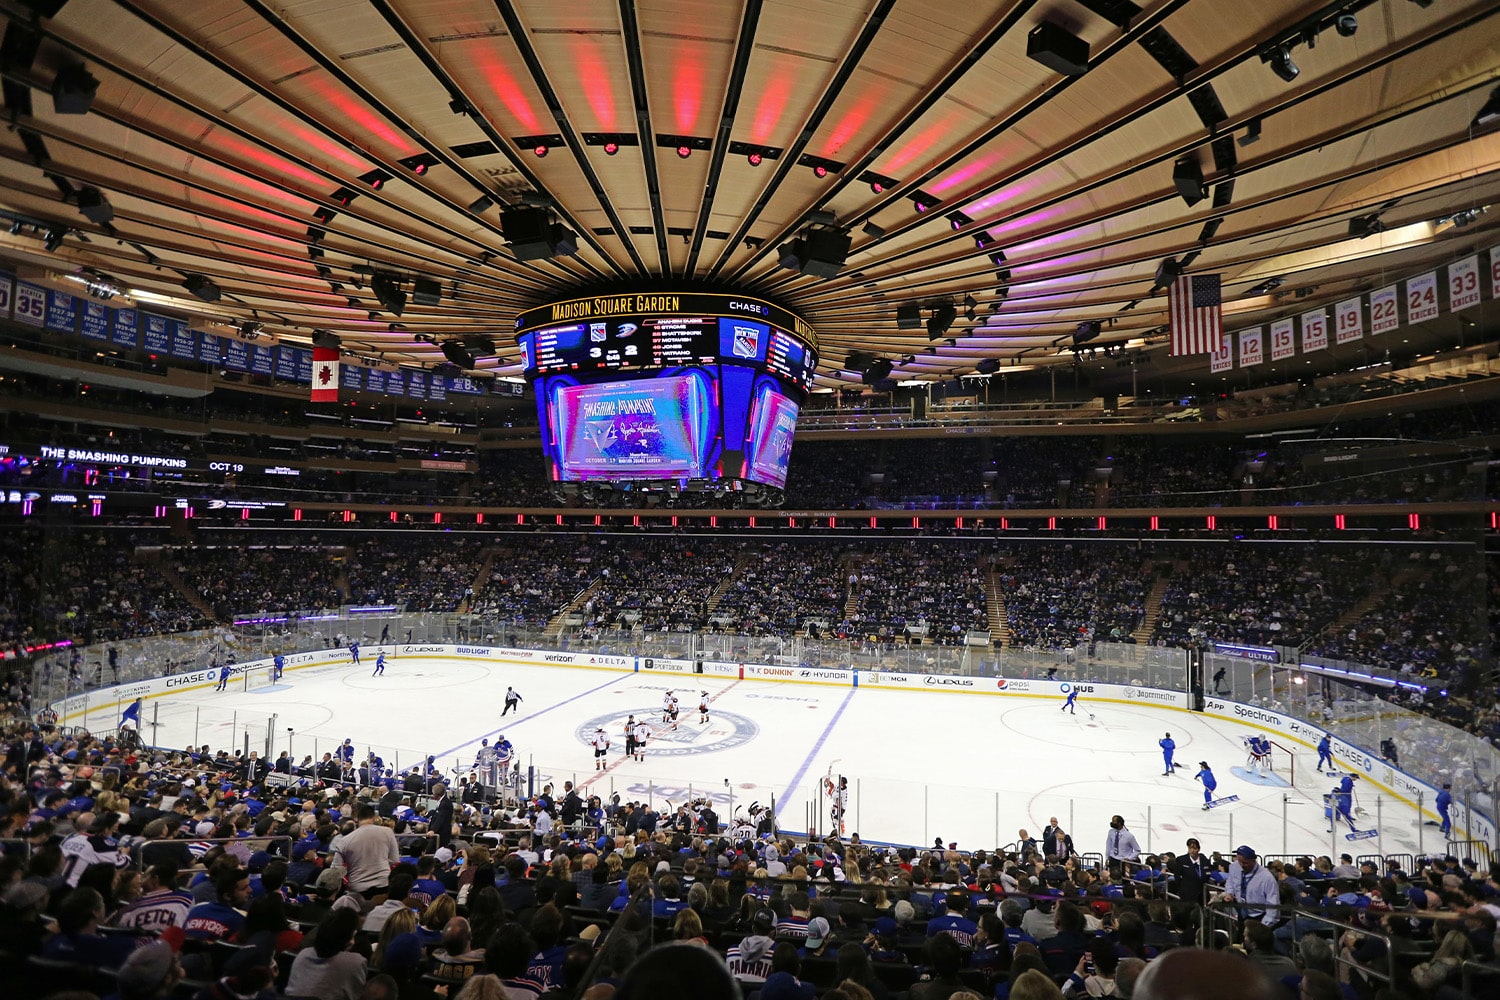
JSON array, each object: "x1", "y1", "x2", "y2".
[{"x1": 743, "y1": 383, "x2": 798, "y2": 489}]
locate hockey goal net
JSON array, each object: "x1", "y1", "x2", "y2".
[{"x1": 1266, "y1": 741, "x2": 1301, "y2": 788}]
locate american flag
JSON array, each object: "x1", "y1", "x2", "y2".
[{"x1": 1169, "y1": 273, "x2": 1222, "y2": 356}]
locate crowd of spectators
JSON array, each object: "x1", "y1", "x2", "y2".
[
  {"x1": 169, "y1": 546, "x2": 345, "y2": 618},
  {"x1": 1, "y1": 726, "x2": 1496, "y2": 1000},
  {"x1": 713, "y1": 543, "x2": 849, "y2": 638},
  {"x1": 845, "y1": 545, "x2": 991, "y2": 644},
  {"x1": 574, "y1": 538, "x2": 740, "y2": 634},
  {"x1": 999, "y1": 545, "x2": 1150, "y2": 650},
  {"x1": 345, "y1": 538, "x2": 488, "y2": 614}
]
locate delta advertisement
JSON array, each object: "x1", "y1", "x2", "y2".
[{"x1": 856, "y1": 672, "x2": 1192, "y2": 708}]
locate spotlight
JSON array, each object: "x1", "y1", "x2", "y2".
[
  {"x1": 358, "y1": 169, "x2": 390, "y2": 190},
  {"x1": 911, "y1": 192, "x2": 939, "y2": 213},
  {"x1": 1237, "y1": 117, "x2": 1262, "y2": 147},
  {"x1": 534, "y1": 145, "x2": 549, "y2": 158},
  {"x1": 747, "y1": 152, "x2": 762, "y2": 167},
  {"x1": 1173, "y1": 157, "x2": 1206, "y2": 206},
  {"x1": 896, "y1": 304, "x2": 922, "y2": 329},
  {"x1": 8, "y1": 221, "x2": 21, "y2": 235},
  {"x1": 43, "y1": 227, "x2": 64, "y2": 252},
  {"x1": 399, "y1": 153, "x2": 439, "y2": 175},
  {"x1": 1335, "y1": 14, "x2": 1357, "y2": 36},
  {"x1": 946, "y1": 211, "x2": 972, "y2": 230},
  {"x1": 1262, "y1": 44, "x2": 1299, "y2": 83},
  {"x1": 813, "y1": 164, "x2": 827, "y2": 178},
  {"x1": 862, "y1": 221, "x2": 886, "y2": 238},
  {"x1": 1348, "y1": 214, "x2": 1386, "y2": 239},
  {"x1": 468, "y1": 195, "x2": 494, "y2": 214},
  {"x1": 677, "y1": 146, "x2": 691, "y2": 159},
  {"x1": 449, "y1": 98, "x2": 469, "y2": 116},
  {"x1": 871, "y1": 180, "x2": 884, "y2": 193},
  {"x1": 603, "y1": 142, "x2": 619, "y2": 155}
]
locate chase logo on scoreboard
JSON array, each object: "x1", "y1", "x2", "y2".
[{"x1": 575, "y1": 707, "x2": 759, "y2": 757}]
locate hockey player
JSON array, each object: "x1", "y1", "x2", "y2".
[
  {"x1": 1195, "y1": 761, "x2": 1217, "y2": 810},
  {"x1": 502, "y1": 686, "x2": 523, "y2": 716},
  {"x1": 829, "y1": 775, "x2": 849, "y2": 835},
  {"x1": 1244, "y1": 735, "x2": 1271, "y2": 776},
  {"x1": 338, "y1": 738, "x2": 355, "y2": 764},
  {"x1": 591, "y1": 726, "x2": 610, "y2": 771},
  {"x1": 1327, "y1": 774, "x2": 1359, "y2": 833},
  {"x1": 1316, "y1": 734, "x2": 1334, "y2": 774},
  {"x1": 1159, "y1": 733, "x2": 1176, "y2": 776},
  {"x1": 633, "y1": 717, "x2": 650, "y2": 762},
  {"x1": 663, "y1": 690, "x2": 675, "y2": 723},
  {"x1": 372, "y1": 651, "x2": 385, "y2": 676},
  {"x1": 667, "y1": 694, "x2": 680, "y2": 730},
  {"x1": 348, "y1": 640, "x2": 360, "y2": 665},
  {"x1": 623, "y1": 715, "x2": 638, "y2": 761},
  {"x1": 699, "y1": 690, "x2": 711, "y2": 725},
  {"x1": 475, "y1": 739, "x2": 496, "y2": 788}
]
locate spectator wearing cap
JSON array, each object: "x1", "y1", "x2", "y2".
[
  {"x1": 114, "y1": 940, "x2": 184, "y2": 1000},
  {"x1": 799, "y1": 916, "x2": 832, "y2": 959},
  {"x1": 286, "y1": 908, "x2": 366, "y2": 1000},
  {"x1": 726, "y1": 907, "x2": 778, "y2": 983},
  {"x1": 866, "y1": 916, "x2": 906, "y2": 964},
  {"x1": 182, "y1": 867, "x2": 251, "y2": 941},
  {"x1": 0, "y1": 880, "x2": 54, "y2": 956},
  {"x1": 199, "y1": 942, "x2": 278, "y2": 1000},
  {"x1": 1223, "y1": 846, "x2": 1280, "y2": 927}
]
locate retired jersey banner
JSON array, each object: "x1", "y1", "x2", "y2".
[
  {"x1": 1209, "y1": 335, "x2": 1233, "y2": 372},
  {"x1": 1406, "y1": 271, "x2": 1438, "y2": 323},
  {"x1": 1490, "y1": 245, "x2": 1500, "y2": 298},
  {"x1": 14, "y1": 282, "x2": 46, "y2": 326},
  {"x1": 1448, "y1": 255, "x2": 1481, "y2": 312},
  {"x1": 1370, "y1": 285, "x2": 1399, "y2": 335},
  {"x1": 1269, "y1": 318, "x2": 1295, "y2": 361},
  {"x1": 1334, "y1": 297, "x2": 1363, "y2": 344},
  {"x1": 1299, "y1": 309, "x2": 1328, "y2": 354},
  {"x1": 1238, "y1": 328, "x2": 1263, "y2": 367}
]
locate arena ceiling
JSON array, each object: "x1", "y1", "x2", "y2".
[{"x1": 1, "y1": 0, "x2": 1499, "y2": 394}]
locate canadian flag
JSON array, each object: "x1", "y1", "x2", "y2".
[{"x1": 311, "y1": 346, "x2": 340, "y2": 402}]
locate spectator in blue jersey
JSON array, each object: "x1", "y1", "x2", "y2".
[
  {"x1": 1159, "y1": 733, "x2": 1176, "y2": 776},
  {"x1": 1039, "y1": 901, "x2": 1094, "y2": 980},
  {"x1": 41, "y1": 886, "x2": 140, "y2": 968},
  {"x1": 486, "y1": 921, "x2": 547, "y2": 998},
  {"x1": 1196, "y1": 762, "x2": 1218, "y2": 810},
  {"x1": 110, "y1": 862, "x2": 192, "y2": 932},
  {"x1": 999, "y1": 899, "x2": 1037, "y2": 949},
  {"x1": 928, "y1": 889, "x2": 978, "y2": 948},
  {"x1": 652, "y1": 874, "x2": 688, "y2": 919},
  {"x1": 182, "y1": 867, "x2": 250, "y2": 941},
  {"x1": 774, "y1": 891, "x2": 812, "y2": 942}
]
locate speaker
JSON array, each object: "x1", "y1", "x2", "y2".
[
  {"x1": 547, "y1": 223, "x2": 579, "y2": 257},
  {"x1": 502, "y1": 207, "x2": 553, "y2": 260},
  {"x1": 75, "y1": 186, "x2": 112, "y2": 224},
  {"x1": 182, "y1": 274, "x2": 220, "y2": 302},
  {"x1": 861, "y1": 358, "x2": 893, "y2": 384},
  {"x1": 976, "y1": 358, "x2": 999, "y2": 375},
  {"x1": 800, "y1": 229, "x2": 850, "y2": 278},
  {"x1": 1026, "y1": 22, "x2": 1090, "y2": 77},
  {"x1": 50, "y1": 63, "x2": 98, "y2": 115},
  {"x1": 411, "y1": 278, "x2": 441, "y2": 306},
  {"x1": 441, "y1": 340, "x2": 476, "y2": 369},
  {"x1": 1173, "y1": 157, "x2": 1205, "y2": 206},
  {"x1": 1072, "y1": 321, "x2": 1101, "y2": 346},
  {"x1": 1155, "y1": 257, "x2": 1182, "y2": 288},
  {"x1": 930, "y1": 302, "x2": 957, "y2": 332},
  {"x1": 371, "y1": 274, "x2": 406, "y2": 316},
  {"x1": 896, "y1": 303, "x2": 922, "y2": 329},
  {"x1": 311, "y1": 330, "x2": 341, "y2": 350}
]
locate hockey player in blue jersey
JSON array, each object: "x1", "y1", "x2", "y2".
[
  {"x1": 1327, "y1": 774, "x2": 1359, "y2": 832},
  {"x1": 1061, "y1": 687, "x2": 1078, "y2": 715},
  {"x1": 373, "y1": 652, "x2": 385, "y2": 676},
  {"x1": 272, "y1": 654, "x2": 285, "y2": 681},
  {"x1": 1195, "y1": 761, "x2": 1217, "y2": 809},
  {"x1": 215, "y1": 662, "x2": 232, "y2": 692},
  {"x1": 1159, "y1": 733, "x2": 1177, "y2": 776},
  {"x1": 348, "y1": 641, "x2": 360, "y2": 665},
  {"x1": 1436, "y1": 783, "x2": 1453, "y2": 837},
  {"x1": 1316, "y1": 734, "x2": 1334, "y2": 774},
  {"x1": 338, "y1": 738, "x2": 355, "y2": 764}
]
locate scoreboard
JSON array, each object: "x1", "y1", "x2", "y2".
[{"x1": 518, "y1": 292, "x2": 817, "y2": 488}]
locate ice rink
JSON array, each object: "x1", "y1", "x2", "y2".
[{"x1": 99, "y1": 653, "x2": 1441, "y2": 861}]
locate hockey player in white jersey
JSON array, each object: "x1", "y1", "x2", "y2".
[
  {"x1": 699, "y1": 690, "x2": 711, "y2": 725},
  {"x1": 632, "y1": 718, "x2": 651, "y2": 762},
  {"x1": 590, "y1": 726, "x2": 610, "y2": 771}
]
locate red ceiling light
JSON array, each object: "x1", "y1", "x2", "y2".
[
  {"x1": 677, "y1": 145, "x2": 691, "y2": 159},
  {"x1": 534, "y1": 145, "x2": 549, "y2": 158},
  {"x1": 870, "y1": 180, "x2": 884, "y2": 193},
  {"x1": 813, "y1": 164, "x2": 828, "y2": 178},
  {"x1": 603, "y1": 142, "x2": 619, "y2": 155},
  {"x1": 747, "y1": 152, "x2": 762, "y2": 167}
]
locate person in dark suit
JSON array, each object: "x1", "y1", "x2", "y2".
[
  {"x1": 1166, "y1": 837, "x2": 1210, "y2": 905},
  {"x1": 430, "y1": 783, "x2": 454, "y2": 849},
  {"x1": 7, "y1": 730, "x2": 46, "y2": 772},
  {"x1": 1046, "y1": 826, "x2": 1075, "y2": 861}
]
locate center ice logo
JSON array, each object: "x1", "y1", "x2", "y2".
[{"x1": 575, "y1": 707, "x2": 759, "y2": 757}]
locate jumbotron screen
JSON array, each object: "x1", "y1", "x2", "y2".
[{"x1": 515, "y1": 293, "x2": 814, "y2": 489}]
